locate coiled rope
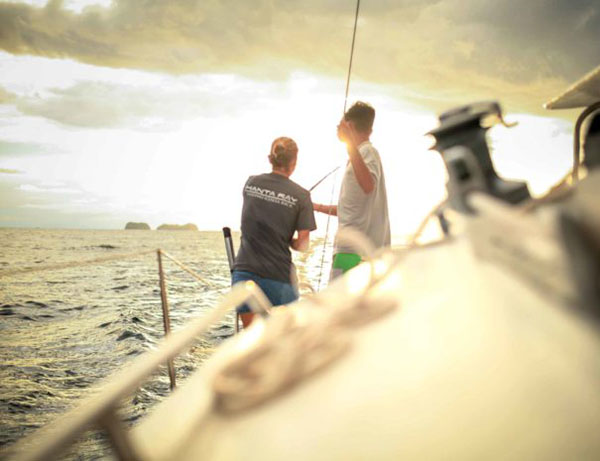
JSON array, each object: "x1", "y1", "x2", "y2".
[{"x1": 213, "y1": 228, "x2": 399, "y2": 413}]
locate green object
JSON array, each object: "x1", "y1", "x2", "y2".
[{"x1": 332, "y1": 253, "x2": 362, "y2": 273}]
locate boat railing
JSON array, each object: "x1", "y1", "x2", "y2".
[
  {"x1": 4, "y1": 229, "x2": 392, "y2": 461},
  {"x1": 1, "y1": 245, "x2": 263, "y2": 460},
  {"x1": 0, "y1": 247, "x2": 235, "y2": 391},
  {"x1": 6, "y1": 275, "x2": 273, "y2": 461}
]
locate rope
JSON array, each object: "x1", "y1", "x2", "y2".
[
  {"x1": 213, "y1": 229, "x2": 399, "y2": 413},
  {"x1": 159, "y1": 250, "x2": 214, "y2": 287},
  {"x1": 0, "y1": 249, "x2": 156, "y2": 279},
  {"x1": 408, "y1": 199, "x2": 449, "y2": 248},
  {"x1": 213, "y1": 308, "x2": 350, "y2": 413},
  {"x1": 314, "y1": 0, "x2": 361, "y2": 291},
  {"x1": 343, "y1": 0, "x2": 361, "y2": 114}
]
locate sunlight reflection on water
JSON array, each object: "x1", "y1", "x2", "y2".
[{"x1": 0, "y1": 228, "x2": 332, "y2": 459}]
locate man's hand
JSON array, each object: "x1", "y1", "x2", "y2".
[
  {"x1": 337, "y1": 119, "x2": 375, "y2": 194},
  {"x1": 291, "y1": 230, "x2": 310, "y2": 251},
  {"x1": 337, "y1": 119, "x2": 359, "y2": 148},
  {"x1": 313, "y1": 203, "x2": 338, "y2": 216}
]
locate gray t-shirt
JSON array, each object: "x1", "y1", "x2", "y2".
[
  {"x1": 233, "y1": 173, "x2": 316, "y2": 282},
  {"x1": 335, "y1": 141, "x2": 391, "y2": 253}
]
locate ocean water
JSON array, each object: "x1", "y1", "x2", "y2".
[{"x1": 0, "y1": 228, "x2": 333, "y2": 460}]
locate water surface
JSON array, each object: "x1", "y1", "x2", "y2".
[{"x1": 0, "y1": 229, "x2": 332, "y2": 459}]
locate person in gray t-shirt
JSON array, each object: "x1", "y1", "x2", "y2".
[
  {"x1": 232, "y1": 137, "x2": 317, "y2": 327},
  {"x1": 314, "y1": 101, "x2": 391, "y2": 279}
]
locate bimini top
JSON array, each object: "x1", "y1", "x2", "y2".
[{"x1": 544, "y1": 64, "x2": 600, "y2": 110}]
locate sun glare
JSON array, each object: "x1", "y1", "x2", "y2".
[{"x1": 0, "y1": 60, "x2": 578, "y2": 235}]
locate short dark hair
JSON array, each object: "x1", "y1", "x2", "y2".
[
  {"x1": 269, "y1": 137, "x2": 298, "y2": 169},
  {"x1": 344, "y1": 101, "x2": 375, "y2": 133}
]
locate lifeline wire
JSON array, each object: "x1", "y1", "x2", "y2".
[{"x1": 0, "y1": 249, "x2": 156, "y2": 279}]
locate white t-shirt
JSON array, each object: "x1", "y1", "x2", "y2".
[{"x1": 335, "y1": 141, "x2": 391, "y2": 254}]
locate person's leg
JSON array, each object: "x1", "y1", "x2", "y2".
[
  {"x1": 239, "y1": 312, "x2": 255, "y2": 328},
  {"x1": 330, "y1": 253, "x2": 362, "y2": 281},
  {"x1": 233, "y1": 272, "x2": 299, "y2": 328}
]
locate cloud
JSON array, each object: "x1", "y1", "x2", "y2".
[
  {"x1": 0, "y1": 0, "x2": 283, "y2": 75},
  {"x1": 0, "y1": 172, "x2": 144, "y2": 229},
  {"x1": 437, "y1": 1, "x2": 599, "y2": 83},
  {"x1": 0, "y1": 0, "x2": 598, "y2": 114},
  {"x1": 19, "y1": 183, "x2": 81, "y2": 193},
  {"x1": 0, "y1": 139, "x2": 57, "y2": 156},
  {"x1": 0, "y1": 85, "x2": 16, "y2": 103},
  {"x1": 0, "y1": 178, "x2": 118, "y2": 228},
  {"x1": 12, "y1": 76, "x2": 284, "y2": 129}
]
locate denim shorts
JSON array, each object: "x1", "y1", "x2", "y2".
[{"x1": 231, "y1": 270, "x2": 298, "y2": 314}]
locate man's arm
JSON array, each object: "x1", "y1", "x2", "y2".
[
  {"x1": 347, "y1": 146, "x2": 375, "y2": 194},
  {"x1": 291, "y1": 229, "x2": 311, "y2": 251},
  {"x1": 338, "y1": 119, "x2": 375, "y2": 194},
  {"x1": 313, "y1": 203, "x2": 338, "y2": 216}
]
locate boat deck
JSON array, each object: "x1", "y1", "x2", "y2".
[{"x1": 130, "y1": 233, "x2": 600, "y2": 460}]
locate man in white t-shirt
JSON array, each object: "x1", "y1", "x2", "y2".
[{"x1": 314, "y1": 101, "x2": 391, "y2": 279}]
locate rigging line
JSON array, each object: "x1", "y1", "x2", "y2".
[
  {"x1": 343, "y1": 0, "x2": 361, "y2": 114},
  {"x1": 315, "y1": 0, "x2": 361, "y2": 290}
]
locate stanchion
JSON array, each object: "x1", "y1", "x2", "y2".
[
  {"x1": 157, "y1": 249, "x2": 177, "y2": 390},
  {"x1": 222, "y1": 228, "x2": 241, "y2": 333}
]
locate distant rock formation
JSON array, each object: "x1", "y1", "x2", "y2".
[
  {"x1": 157, "y1": 223, "x2": 198, "y2": 231},
  {"x1": 125, "y1": 222, "x2": 151, "y2": 230}
]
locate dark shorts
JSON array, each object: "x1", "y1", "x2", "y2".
[{"x1": 231, "y1": 270, "x2": 298, "y2": 314}]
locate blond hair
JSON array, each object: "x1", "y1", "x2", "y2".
[{"x1": 269, "y1": 137, "x2": 298, "y2": 169}]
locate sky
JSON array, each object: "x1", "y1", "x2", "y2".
[{"x1": 0, "y1": 0, "x2": 598, "y2": 238}]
